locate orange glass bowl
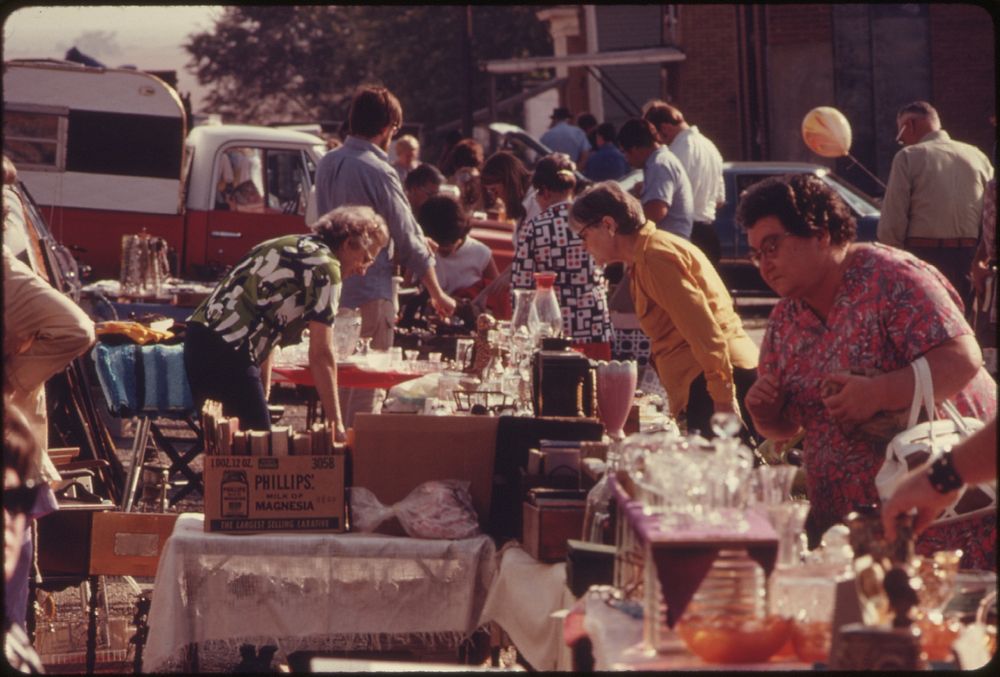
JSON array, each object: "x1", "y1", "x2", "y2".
[
  {"x1": 790, "y1": 619, "x2": 832, "y2": 663},
  {"x1": 677, "y1": 614, "x2": 792, "y2": 664}
]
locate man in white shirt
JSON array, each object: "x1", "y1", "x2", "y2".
[{"x1": 645, "y1": 101, "x2": 726, "y2": 265}]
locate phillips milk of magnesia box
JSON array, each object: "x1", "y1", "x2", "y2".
[{"x1": 203, "y1": 453, "x2": 347, "y2": 533}]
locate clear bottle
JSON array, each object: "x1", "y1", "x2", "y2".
[{"x1": 531, "y1": 272, "x2": 563, "y2": 341}]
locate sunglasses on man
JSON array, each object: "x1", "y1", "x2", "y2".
[{"x1": 3, "y1": 483, "x2": 41, "y2": 516}]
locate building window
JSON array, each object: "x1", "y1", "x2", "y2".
[{"x1": 3, "y1": 110, "x2": 66, "y2": 171}]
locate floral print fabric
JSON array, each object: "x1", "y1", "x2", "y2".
[{"x1": 759, "y1": 243, "x2": 996, "y2": 569}]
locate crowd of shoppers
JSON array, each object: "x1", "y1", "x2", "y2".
[{"x1": 3, "y1": 79, "x2": 996, "y2": 672}]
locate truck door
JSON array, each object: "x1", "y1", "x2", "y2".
[{"x1": 203, "y1": 145, "x2": 315, "y2": 269}]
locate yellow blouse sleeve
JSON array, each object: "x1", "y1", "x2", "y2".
[{"x1": 635, "y1": 247, "x2": 736, "y2": 404}]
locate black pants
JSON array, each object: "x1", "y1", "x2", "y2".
[
  {"x1": 183, "y1": 321, "x2": 271, "y2": 431},
  {"x1": 685, "y1": 366, "x2": 760, "y2": 447},
  {"x1": 906, "y1": 244, "x2": 976, "y2": 315},
  {"x1": 690, "y1": 222, "x2": 721, "y2": 268}
]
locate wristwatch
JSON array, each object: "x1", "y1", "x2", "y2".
[{"x1": 927, "y1": 451, "x2": 964, "y2": 494}]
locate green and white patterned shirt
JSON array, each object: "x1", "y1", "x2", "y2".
[{"x1": 189, "y1": 235, "x2": 341, "y2": 363}]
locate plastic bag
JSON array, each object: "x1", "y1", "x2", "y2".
[{"x1": 349, "y1": 480, "x2": 481, "y2": 540}]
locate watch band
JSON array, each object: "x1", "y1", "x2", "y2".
[{"x1": 927, "y1": 451, "x2": 964, "y2": 494}]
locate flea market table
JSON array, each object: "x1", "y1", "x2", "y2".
[{"x1": 142, "y1": 513, "x2": 497, "y2": 672}]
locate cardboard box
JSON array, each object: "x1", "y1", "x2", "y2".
[
  {"x1": 37, "y1": 508, "x2": 177, "y2": 578},
  {"x1": 203, "y1": 454, "x2": 346, "y2": 533},
  {"x1": 522, "y1": 489, "x2": 587, "y2": 562},
  {"x1": 351, "y1": 414, "x2": 499, "y2": 527},
  {"x1": 89, "y1": 512, "x2": 179, "y2": 577}
]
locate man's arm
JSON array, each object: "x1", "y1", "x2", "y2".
[
  {"x1": 3, "y1": 249, "x2": 96, "y2": 394},
  {"x1": 307, "y1": 321, "x2": 346, "y2": 441},
  {"x1": 643, "y1": 199, "x2": 669, "y2": 226},
  {"x1": 876, "y1": 152, "x2": 911, "y2": 248}
]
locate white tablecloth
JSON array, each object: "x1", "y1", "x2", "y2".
[
  {"x1": 143, "y1": 514, "x2": 497, "y2": 672},
  {"x1": 479, "y1": 544, "x2": 576, "y2": 671}
]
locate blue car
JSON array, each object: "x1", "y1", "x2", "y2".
[{"x1": 618, "y1": 161, "x2": 881, "y2": 295}]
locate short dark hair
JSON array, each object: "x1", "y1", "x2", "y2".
[
  {"x1": 594, "y1": 122, "x2": 617, "y2": 144},
  {"x1": 480, "y1": 151, "x2": 531, "y2": 221},
  {"x1": 442, "y1": 139, "x2": 484, "y2": 175},
  {"x1": 347, "y1": 85, "x2": 403, "y2": 139},
  {"x1": 617, "y1": 118, "x2": 658, "y2": 151},
  {"x1": 735, "y1": 173, "x2": 857, "y2": 245},
  {"x1": 897, "y1": 100, "x2": 940, "y2": 125},
  {"x1": 418, "y1": 194, "x2": 469, "y2": 245},
  {"x1": 532, "y1": 153, "x2": 577, "y2": 193},
  {"x1": 570, "y1": 181, "x2": 646, "y2": 235},
  {"x1": 404, "y1": 163, "x2": 444, "y2": 191},
  {"x1": 644, "y1": 102, "x2": 683, "y2": 128},
  {"x1": 577, "y1": 112, "x2": 598, "y2": 131}
]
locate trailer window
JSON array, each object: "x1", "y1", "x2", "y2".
[
  {"x1": 65, "y1": 110, "x2": 183, "y2": 179},
  {"x1": 3, "y1": 111, "x2": 65, "y2": 170}
]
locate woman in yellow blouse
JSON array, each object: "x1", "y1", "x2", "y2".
[{"x1": 569, "y1": 181, "x2": 760, "y2": 442}]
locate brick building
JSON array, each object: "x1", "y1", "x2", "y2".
[{"x1": 523, "y1": 4, "x2": 995, "y2": 196}]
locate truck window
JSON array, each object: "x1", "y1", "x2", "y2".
[
  {"x1": 65, "y1": 110, "x2": 183, "y2": 179},
  {"x1": 3, "y1": 110, "x2": 65, "y2": 170},
  {"x1": 266, "y1": 149, "x2": 310, "y2": 215},
  {"x1": 215, "y1": 147, "x2": 310, "y2": 215},
  {"x1": 216, "y1": 147, "x2": 266, "y2": 212}
]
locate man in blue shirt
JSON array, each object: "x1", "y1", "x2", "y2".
[
  {"x1": 618, "y1": 118, "x2": 694, "y2": 240},
  {"x1": 540, "y1": 107, "x2": 591, "y2": 167},
  {"x1": 315, "y1": 85, "x2": 455, "y2": 423},
  {"x1": 584, "y1": 122, "x2": 630, "y2": 182}
]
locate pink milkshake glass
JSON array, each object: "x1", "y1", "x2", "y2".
[{"x1": 596, "y1": 360, "x2": 638, "y2": 441}]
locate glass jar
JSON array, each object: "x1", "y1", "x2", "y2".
[{"x1": 531, "y1": 272, "x2": 563, "y2": 340}]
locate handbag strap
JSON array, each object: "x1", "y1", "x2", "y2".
[
  {"x1": 907, "y1": 356, "x2": 936, "y2": 428},
  {"x1": 940, "y1": 399, "x2": 973, "y2": 436}
]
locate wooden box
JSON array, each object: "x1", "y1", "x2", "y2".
[{"x1": 522, "y1": 489, "x2": 587, "y2": 562}]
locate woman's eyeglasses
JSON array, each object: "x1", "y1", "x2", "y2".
[
  {"x1": 3, "y1": 484, "x2": 41, "y2": 516},
  {"x1": 747, "y1": 232, "x2": 792, "y2": 267}
]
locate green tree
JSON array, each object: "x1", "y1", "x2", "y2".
[{"x1": 185, "y1": 5, "x2": 551, "y2": 135}]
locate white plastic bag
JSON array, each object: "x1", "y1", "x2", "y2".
[{"x1": 349, "y1": 480, "x2": 481, "y2": 539}]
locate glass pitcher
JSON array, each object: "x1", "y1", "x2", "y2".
[{"x1": 531, "y1": 272, "x2": 563, "y2": 341}]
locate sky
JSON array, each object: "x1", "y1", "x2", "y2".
[{"x1": 3, "y1": 5, "x2": 223, "y2": 112}]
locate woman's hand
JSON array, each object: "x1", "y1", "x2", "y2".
[
  {"x1": 821, "y1": 371, "x2": 882, "y2": 424},
  {"x1": 744, "y1": 374, "x2": 785, "y2": 423}
]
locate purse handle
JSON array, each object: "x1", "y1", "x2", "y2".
[{"x1": 906, "y1": 356, "x2": 936, "y2": 428}]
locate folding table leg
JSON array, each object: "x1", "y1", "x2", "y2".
[
  {"x1": 148, "y1": 423, "x2": 204, "y2": 502},
  {"x1": 123, "y1": 418, "x2": 152, "y2": 512},
  {"x1": 86, "y1": 574, "x2": 100, "y2": 674}
]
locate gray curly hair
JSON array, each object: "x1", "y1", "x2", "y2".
[{"x1": 311, "y1": 205, "x2": 389, "y2": 253}]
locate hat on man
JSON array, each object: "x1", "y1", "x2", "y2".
[{"x1": 550, "y1": 107, "x2": 573, "y2": 121}]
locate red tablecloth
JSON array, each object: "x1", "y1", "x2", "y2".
[{"x1": 271, "y1": 364, "x2": 422, "y2": 390}]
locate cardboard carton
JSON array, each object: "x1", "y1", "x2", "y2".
[
  {"x1": 203, "y1": 454, "x2": 346, "y2": 533},
  {"x1": 350, "y1": 414, "x2": 499, "y2": 528}
]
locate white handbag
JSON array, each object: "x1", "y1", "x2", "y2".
[{"x1": 875, "y1": 356, "x2": 996, "y2": 525}]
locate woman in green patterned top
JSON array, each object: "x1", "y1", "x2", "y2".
[{"x1": 184, "y1": 205, "x2": 389, "y2": 439}]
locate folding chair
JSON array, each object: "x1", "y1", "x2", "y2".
[{"x1": 91, "y1": 342, "x2": 204, "y2": 509}]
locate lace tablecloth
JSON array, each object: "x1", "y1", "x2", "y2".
[{"x1": 143, "y1": 514, "x2": 497, "y2": 672}]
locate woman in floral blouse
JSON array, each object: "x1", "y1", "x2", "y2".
[
  {"x1": 185, "y1": 206, "x2": 388, "y2": 438},
  {"x1": 510, "y1": 153, "x2": 611, "y2": 359},
  {"x1": 740, "y1": 174, "x2": 996, "y2": 569}
]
